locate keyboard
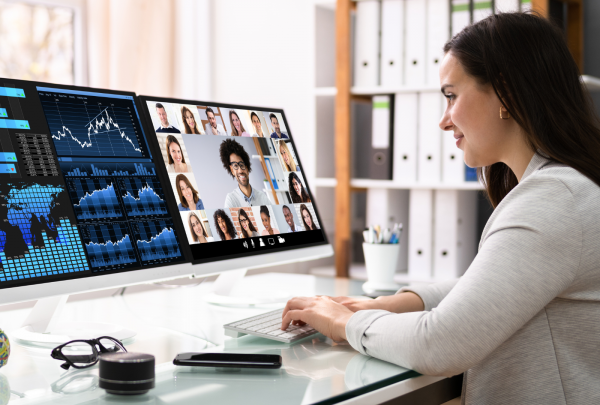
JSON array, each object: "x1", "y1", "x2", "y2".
[{"x1": 224, "y1": 308, "x2": 319, "y2": 343}]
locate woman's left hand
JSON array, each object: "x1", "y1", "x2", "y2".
[{"x1": 280, "y1": 296, "x2": 355, "y2": 342}]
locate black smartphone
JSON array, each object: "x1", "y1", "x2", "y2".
[{"x1": 173, "y1": 352, "x2": 282, "y2": 369}]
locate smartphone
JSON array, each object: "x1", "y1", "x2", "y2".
[{"x1": 173, "y1": 352, "x2": 282, "y2": 369}]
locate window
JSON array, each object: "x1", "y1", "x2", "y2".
[{"x1": 0, "y1": 0, "x2": 85, "y2": 85}]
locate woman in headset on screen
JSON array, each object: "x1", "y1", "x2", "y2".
[{"x1": 281, "y1": 13, "x2": 600, "y2": 404}]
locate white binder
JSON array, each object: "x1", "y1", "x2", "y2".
[
  {"x1": 520, "y1": 0, "x2": 532, "y2": 12},
  {"x1": 426, "y1": 0, "x2": 451, "y2": 85},
  {"x1": 380, "y1": 0, "x2": 404, "y2": 88},
  {"x1": 393, "y1": 92, "x2": 418, "y2": 183},
  {"x1": 433, "y1": 190, "x2": 478, "y2": 280},
  {"x1": 354, "y1": 0, "x2": 381, "y2": 87},
  {"x1": 417, "y1": 91, "x2": 443, "y2": 183},
  {"x1": 473, "y1": 0, "x2": 493, "y2": 22},
  {"x1": 404, "y1": 0, "x2": 426, "y2": 86},
  {"x1": 451, "y1": 0, "x2": 471, "y2": 36},
  {"x1": 408, "y1": 189, "x2": 433, "y2": 280},
  {"x1": 495, "y1": 0, "x2": 520, "y2": 12}
]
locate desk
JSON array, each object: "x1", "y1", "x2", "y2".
[{"x1": 0, "y1": 273, "x2": 461, "y2": 404}]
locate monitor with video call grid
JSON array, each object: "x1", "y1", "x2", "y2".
[{"x1": 138, "y1": 97, "x2": 328, "y2": 264}]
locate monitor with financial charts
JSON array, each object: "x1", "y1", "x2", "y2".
[
  {"x1": 0, "y1": 78, "x2": 195, "y2": 344},
  {"x1": 137, "y1": 96, "x2": 331, "y2": 279}
]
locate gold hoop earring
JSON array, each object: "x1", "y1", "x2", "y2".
[{"x1": 500, "y1": 106, "x2": 510, "y2": 120}]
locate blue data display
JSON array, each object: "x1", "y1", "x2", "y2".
[
  {"x1": 67, "y1": 178, "x2": 123, "y2": 220},
  {"x1": 80, "y1": 223, "x2": 137, "y2": 269},
  {"x1": 0, "y1": 182, "x2": 90, "y2": 282},
  {"x1": 0, "y1": 108, "x2": 7, "y2": 117},
  {"x1": 61, "y1": 162, "x2": 157, "y2": 177},
  {"x1": 0, "y1": 164, "x2": 16, "y2": 173},
  {"x1": 118, "y1": 177, "x2": 168, "y2": 217},
  {"x1": 0, "y1": 153, "x2": 17, "y2": 162},
  {"x1": 0, "y1": 87, "x2": 25, "y2": 98},
  {"x1": 38, "y1": 91, "x2": 146, "y2": 158},
  {"x1": 131, "y1": 220, "x2": 181, "y2": 262},
  {"x1": 0, "y1": 119, "x2": 30, "y2": 129}
]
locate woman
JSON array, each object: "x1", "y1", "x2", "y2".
[
  {"x1": 165, "y1": 135, "x2": 189, "y2": 173},
  {"x1": 288, "y1": 172, "x2": 311, "y2": 203},
  {"x1": 188, "y1": 212, "x2": 208, "y2": 243},
  {"x1": 278, "y1": 141, "x2": 298, "y2": 172},
  {"x1": 299, "y1": 204, "x2": 318, "y2": 231},
  {"x1": 237, "y1": 208, "x2": 260, "y2": 238},
  {"x1": 175, "y1": 174, "x2": 204, "y2": 211},
  {"x1": 213, "y1": 209, "x2": 237, "y2": 241},
  {"x1": 181, "y1": 106, "x2": 201, "y2": 134},
  {"x1": 259, "y1": 205, "x2": 280, "y2": 236},
  {"x1": 280, "y1": 13, "x2": 600, "y2": 403},
  {"x1": 250, "y1": 112, "x2": 265, "y2": 137},
  {"x1": 229, "y1": 110, "x2": 250, "y2": 137}
]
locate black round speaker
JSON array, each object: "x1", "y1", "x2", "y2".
[{"x1": 99, "y1": 352, "x2": 155, "y2": 395}]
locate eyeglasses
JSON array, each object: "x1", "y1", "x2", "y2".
[
  {"x1": 240, "y1": 218, "x2": 249, "y2": 224},
  {"x1": 229, "y1": 161, "x2": 247, "y2": 170},
  {"x1": 51, "y1": 336, "x2": 127, "y2": 370}
]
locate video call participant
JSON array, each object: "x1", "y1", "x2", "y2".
[
  {"x1": 213, "y1": 209, "x2": 237, "y2": 241},
  {"x1": 166, "y1": 135, "x2": 189, "y2": 173},
  {"x1": 250, "y1": 112, "x2": 266, "y2": 137},
  {"x1": 289, "y1": 172, "x2": 311, "y2": 203},
  {"x1": 188, "y1": 212, "x2": 208, "y2": 243},
  {"x1": 238, "y1": 208, "x2": 260, "y2": 238},
  {"x1": 300, "y1": 204, "x2": 319, "y2": 230},
  {"x1": 282, "y1": 205, "x2": 302, "y2": 232},
  {"x1": 176, "y1": 174, "x2": 205, "y2": 211},
  {"x1": 181, "y1": 106, "x2": 201, "y2": 134},
  {"x1": 220, "y1": 139, "x2": 271, "y2": 208},
  {"x1": 278, "y1": 141, "x2": 298, "y2": 171},
  {"x1": 155, "y1": 103, "x2": 181, "y2": 133},
  {"x1": 229, "y1": 110, "x2": 251, "y2": 137},
  {"x1": 260, "y1": 205, "x2": 280, "y2": 235},
  {"x1": 205, "y1": 107, "x2": 227, "y2": 135},
  {"x1": 269, "y1": 113, "x2": 289, "y2": 139}
]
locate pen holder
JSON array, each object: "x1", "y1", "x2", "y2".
[{"x1": 362, "y1": 243, "x2": 401, "y2": 294}]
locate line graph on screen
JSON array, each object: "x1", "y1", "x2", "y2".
[{"x1": 38, "y1": 91, "x2": 145, "y2": 158}]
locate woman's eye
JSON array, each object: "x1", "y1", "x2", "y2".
[{"x1": 444, "y1": 94, "x2": 455, "y2": 102}]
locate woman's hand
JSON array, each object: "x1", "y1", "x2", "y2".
[
  {"x1": 332, "y1": 292, "x2": 425, "y2": 314},
  {"x1": 281, "y1": 296, "x2": 354, "y2": 342}
]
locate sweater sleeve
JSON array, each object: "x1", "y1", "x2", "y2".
[{"x1": 345, "y1": 178, "x2": 582, "y2": 376}]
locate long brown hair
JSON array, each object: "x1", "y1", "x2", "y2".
[
  {"x1": 188, "y1": 212, "x2": 207, "y2": 242},
  {"x1": 445, "y1": 12, "x2": 600, "y2": 207},
  {"x1": 181, "y1": 106, "x2": 201, "y2": 134},
  {"x1": 175, "y1": 174, "x2": 199, "y2": 208},
  {"x1": 229, "y1": 110, "x2": 247, "y2": 136},
  {"x1": 237, "y1": 208, "x2": 257, "y2": 238},
  {"x1": 166, "y1": 135, "x2": 186, "y2": 165}
]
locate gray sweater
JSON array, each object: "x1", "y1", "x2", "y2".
[{"x1": 346, "y1": 153, "x2": 600, "y2": 404}]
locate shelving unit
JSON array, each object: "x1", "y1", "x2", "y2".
[{"x1": 313, "y1": 0, "x2": 597, "y2": 279}]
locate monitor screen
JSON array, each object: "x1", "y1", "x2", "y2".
[
  {"x1": 138, "y1": 97, "x2": 328, "y2": 264},
  {"x1": 0, "y1": 79, "x2": 186, "y2": 291}
]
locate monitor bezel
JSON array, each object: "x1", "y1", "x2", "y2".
[{"x1": 137, "y1": 95, "x2": 330, "y2": 265}]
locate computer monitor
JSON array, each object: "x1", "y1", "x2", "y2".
[
  {"x1": 137, "y1": 97, "x2": 333, "y2": 304},
  {"x1": 0, "y1": 78, "x2": 193, "y2": 344},
  {"x1": 0, "y1": 78, "x2": 332, "y2": 344}
]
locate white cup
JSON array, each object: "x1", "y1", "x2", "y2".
[{"x1": 362, "y1": 243, "x2": 401, "y2": 294}]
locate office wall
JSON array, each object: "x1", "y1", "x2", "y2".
[{"x1": 584, "y1": 0, "x2": 600, "y2": 116}]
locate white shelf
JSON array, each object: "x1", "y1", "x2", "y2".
[
  {"x1": 310, "y1": 265, "x2": 437, "y2": 285},
  {"x1": 351, "y1": 85, "x2": 440, "y2": 95},
  {"x1": 314, "y1": 87, "x2": 337, "y2": 96},
  {"x1": 582, "y1": 75, "x2": 600, "y2": 92},
  {"x1": 314, "y1": 177, "x2": 483, "y2": 190}
]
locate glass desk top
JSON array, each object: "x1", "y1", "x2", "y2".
[{"x1": 0, "y1": 273, "x2": 418, "y2": 405}]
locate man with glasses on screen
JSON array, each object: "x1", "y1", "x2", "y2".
[{"x1": 220, "y1": 139, "x2": 270, "y2": 208}]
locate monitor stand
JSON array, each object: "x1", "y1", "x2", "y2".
[
  {"x1": 203, "y1": 269, "x2": 291, "y2": 307},
  {"x1": 11, "y1": 295, "x2": 136, "y2": 347}
]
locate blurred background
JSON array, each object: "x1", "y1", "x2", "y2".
[{"x1": 2, "y1": 0, "x2": 600, "y2": 278}]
